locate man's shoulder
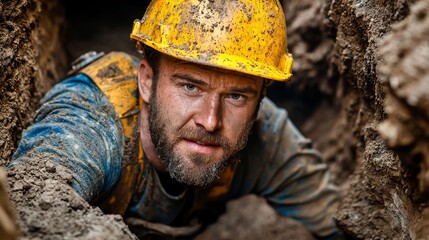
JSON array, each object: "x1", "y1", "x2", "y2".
[
  {"x1": 71, "y1": 51, "x2": 141, "y2": 119},
  {"x1": 68, "y1": 51, "x2": 139, "y2": 76},
  {"x1": 255, "y1": 98, "x2": 289, "y2": 138},
  {"x1": 250, "y1": 98, "x2": 289, "y2": 160}
]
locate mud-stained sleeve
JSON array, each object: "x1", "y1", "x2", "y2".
[
  {"x1": 252, "y1": 99, "x2": 341, "y2": 239},
  {"x1": 8, "y1": 74, "x2": 124, "y2": 202}
]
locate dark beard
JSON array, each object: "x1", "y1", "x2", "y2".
[{"x1": 147, "y1": 90, "x2": 255, "y2": 187}]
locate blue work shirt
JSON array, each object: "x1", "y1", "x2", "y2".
[{"x1": 10, "y1": 74, "x2": 341, "y2": 239}]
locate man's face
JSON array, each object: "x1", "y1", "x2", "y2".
[{"x1": 146, "y1": 55, "x2": 264, "y2": 186}]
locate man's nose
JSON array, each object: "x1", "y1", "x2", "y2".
[{"x1": 194, "y1": 96, "x2": 222, "y2": 132}]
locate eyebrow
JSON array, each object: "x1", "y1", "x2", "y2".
[
  {"x1": 229, "y1": 86, "x2": 258, "y2": 96},
  {"x1": 172, "y1": 73, "x2": 259, "y2": 96},
  {"x1": 172, "y1": 73, "x2": 207, "y2": 86}
]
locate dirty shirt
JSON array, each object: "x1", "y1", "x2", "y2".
[{"x1": 10, "y1": 74, "x2": 341, "y2": 239}]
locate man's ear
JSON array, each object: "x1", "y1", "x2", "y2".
[
  {"x1": 260, "y1": 79, "x2": 269, "y2": 99},
  {"x1": 137, "y1": 58, "x2": 154, "y2": 103},
  {"x1": 261, "y1": 87, "x2": 267, "y2": 99}
]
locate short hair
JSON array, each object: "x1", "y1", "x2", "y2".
[{"x1": 143, "y1": 45, "x2": 161, "y2": 81}]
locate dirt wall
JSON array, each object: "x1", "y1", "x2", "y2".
[
  {"x1": 378, "y1": 1, "x2": 429, "y2": 238},
  {"x1": 283, "y1": 0, "x2": 427, "y2": 239},
  {"x1": 0, "y1": 0, "x2": 68, "y2": 167},
  {"x1": 0, "y1": 1, "x2": 139, "y2": 239}
]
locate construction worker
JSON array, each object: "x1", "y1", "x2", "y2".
[{"x1": 10, "y1": 0, "x2": 342, "y2": 239}]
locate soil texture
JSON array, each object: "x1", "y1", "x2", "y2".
[
  {"x1": 0, "y1": 0, "x2": 68, "y2": 166},
  {"x1": 378, "y1": 1, "x2": 429, "y2": 238},
  {"x1": 8, "y1": 158, "x2": 137, "y2": 239},
  {"x1": 195, "y1": 195, "x2": 315, "y2": 240},
  {"x1": 282, "y1": 0, "x2": 426, "y2": 239}
]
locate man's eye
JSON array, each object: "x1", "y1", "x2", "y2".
[
  {"x1": 230, "y1": 93, "x2": 243, "y2": 100},
  {"x1": 184, "y1": 84, "x2": 197, "y2": 91}
]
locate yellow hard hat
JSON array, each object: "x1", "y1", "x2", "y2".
[{"x1": 130, "y1": 0, "x2": 293, "y2": 81}]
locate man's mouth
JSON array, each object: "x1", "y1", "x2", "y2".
[
  {"x1": 191, "y1": 139, "x2": 218, "y2": 146},
  {"x1": 183, "y1": 138, "x2": 221, "y2": 154}
]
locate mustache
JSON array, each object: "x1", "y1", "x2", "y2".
[{"x1": 176, "y1": 127, "x2": 231, "y2": 147}]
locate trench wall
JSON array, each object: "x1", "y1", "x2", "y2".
[
  {"x1": 283, "y1": 0, "x2": 427, "y2": 238},
  {"x1": 0, "y1": 0, "x2": 68, "y2": 167}
]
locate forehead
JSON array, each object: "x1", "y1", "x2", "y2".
[{"x1": 158, "y1": 55, "x2": 264, "y2": 88}]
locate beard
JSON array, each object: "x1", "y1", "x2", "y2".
[{"x1": 147, "y1": 90, "x2": 256, "y2": 187}]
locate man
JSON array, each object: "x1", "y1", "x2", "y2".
[{"x1": 10, "y1": 0, "x2": 341, "y2": 239}]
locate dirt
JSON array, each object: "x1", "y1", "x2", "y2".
[
  {"x1": 378, "y1": 0, "x2": 429, "y2": 195},
  {"x1": 2, "y1": 0, "x2": 429, "y2": 239},
  {"x1": 96, "y1": 62, "x2": 124, "y2": 79},
  {"x1": 7, "y1": 158, "x2": 137, "y2": 239},
  {"x1": 195, "y1": 195, "x2": 315, "y2": 240},
  {"x1": 377, "y1": 1, "x2": 429, "y2": 238},
  {"x1": 0, "y1": 167, "x2": 19, "y2": 240},
  {"x1": 0, "y1": 0, "x2": 68, "y2": 167},
  {"x1": 335, "y1": 130, "x2": 420, "y2": 239},
  {"x1": 281, "y1": 0, "x2": 426, "y2": 239}
]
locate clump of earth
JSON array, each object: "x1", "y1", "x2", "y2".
[{"x1": 8, "y1": 158, "x2": 137, "y2": 239}]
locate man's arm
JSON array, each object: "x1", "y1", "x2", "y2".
[{"x1": 8, "y1": 74, "x2": 124, "y2": 202}]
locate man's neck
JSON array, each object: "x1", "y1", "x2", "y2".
[{"x1": 156, "y1": 169, "x2": 187, "y2": 196}]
